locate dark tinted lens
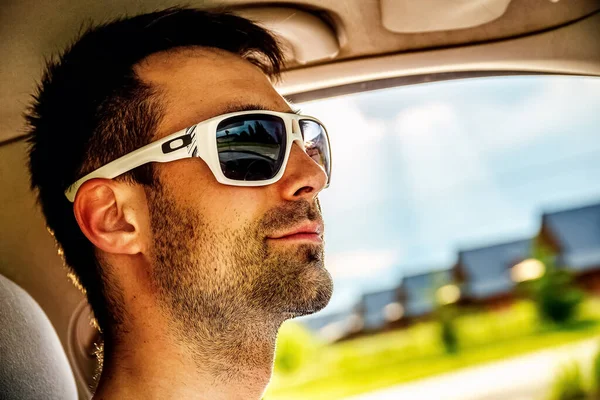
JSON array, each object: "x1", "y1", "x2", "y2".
[
  {"x1": 216, "y1": 115, "x2": 286, "y2": 181},
  {"x1": 299, "y1": 120, "x2": 331, "y2": 183}
]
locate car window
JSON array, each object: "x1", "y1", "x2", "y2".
[{"x1": 266, "y1": 75, "x2": 600, "y2": 400}]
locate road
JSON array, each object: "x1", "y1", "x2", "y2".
[{"x1": 346, "y1": 338, "x2": 600, "y2": 400}]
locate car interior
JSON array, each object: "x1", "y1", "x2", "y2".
[{"x1": 1, "y1": 0, "x2": 599, "y2": 398}]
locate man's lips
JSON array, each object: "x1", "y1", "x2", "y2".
[{"x1": 267, "y1": 222, "x2": 324, "y2": 243}]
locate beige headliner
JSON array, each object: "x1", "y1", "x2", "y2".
[
  {"x1": 1, "y1": 0, "x2": 599, "y2": 143},
  {"x1": 0, "y1": 1, "x2": 599, "y2": 398}
]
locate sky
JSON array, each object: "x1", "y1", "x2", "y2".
[{"x1": 296, "y1": 75, "x2": 600, "y2": 316}]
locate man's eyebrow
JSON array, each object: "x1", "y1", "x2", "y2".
[{"x1": 221, "y1": 103, "x2": 301, "y2": 115}]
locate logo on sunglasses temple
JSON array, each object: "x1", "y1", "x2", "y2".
[
  {"x1": 161, "y1": 135, "x2": 192, "y2": 154},
  {"x1": 161, "y1": 125, "x2": 198, "y2": 156},
  {"x1": 188, "y1": 126, "x2": 198, "y2": 157}
]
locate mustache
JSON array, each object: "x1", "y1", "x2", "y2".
[{"x1": 259, "y1": 199, "x2": 323, "y2": 235}]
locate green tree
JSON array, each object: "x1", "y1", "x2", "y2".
[
  {"x1": 549, "y1": 362, "x2": 588, "y2": 400},
  {"x1": 274, "y1": 321, "x2": 320, "y2": 375},
  {"x1": 592, "y1": 343, "x2": 600, "y2": 399},
  {"x1": 432, "y1": 272, "x2": 460, "y2": 354},
  {"x1": 530, "y1": 242, "x2": 584, "y2": 325},
  {"x1": 439, "y1": 306, "x2": 459, "y2": 354}
]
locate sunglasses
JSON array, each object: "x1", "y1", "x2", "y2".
[{"x1": 64, "y1": 110, "x2": 332, "y2": 202}]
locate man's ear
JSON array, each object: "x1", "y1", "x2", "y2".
[{"x1": 73, "y1": 179, "x2": 145, "y2": 255}]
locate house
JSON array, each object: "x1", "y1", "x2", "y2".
[
  {"x1": 400, "y1": 269, "x2": 452, "y2": 318},
  {"x1": 539, "y1": 202, "x2": 600, "y2": 293},
  {"x1": 299, "y1": 308, "x2": 363, "y2": 342},
  {"x1": 359, "y1": 285, "x2": 403, "y2": 332},
  {"x1": 356, "y1": 269, "x2": 454, "y2": 333},
  {"x1": 454, "y1": 239, "x2": 533, "y2": 306}
]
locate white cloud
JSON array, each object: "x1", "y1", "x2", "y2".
[
  {"x1": 325, "y1": 248, "x2": 400, "y2": 279},
  {"x1": 392, "y1": 102, "x2": 491, "y2": 195},
  {"x1": 474, "y1": 77, "x2": 600, "y2": 150},
  {"x1": 300, "y1": 97, "x2": 389, "y2": 209},
  {"x1": 298, "y1": 76, "x2": 600, "y2": 271},
  {"x1": 389, "y1": 101, "x2": 524, "y2": 246},
  {"x1": 394, "y1": 102, "x2": 456, "y2": 137}
]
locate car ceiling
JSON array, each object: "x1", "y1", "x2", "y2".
[
  {"x1": 0, "y1": 1, "x2": 599, "y2": 398},
  {"x1": 2, "y1": 0, "x2": 599, "y2": 144}
]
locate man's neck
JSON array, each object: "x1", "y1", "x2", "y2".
[{"x1": 92, "y1": 313, "x2": 281, "y2": 400}]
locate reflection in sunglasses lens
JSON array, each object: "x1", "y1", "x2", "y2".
[
  {"x1": 217, "y1": 115, "x2": 286, "y2": 181},
  {"x1": 300, "y1": 120, "x2": 331, "y2": 182}
]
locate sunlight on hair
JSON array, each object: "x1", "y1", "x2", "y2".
[
  {"x1": 90, "y1": 316, "x2": 100, "y2": 332},
  {"x1": 67, "y1": 271, "x2": 87, "y2": 294},
  {"x1": 93, "y1": 339, "x2": 104, "y2": 389}
]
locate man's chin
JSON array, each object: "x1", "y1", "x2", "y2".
[
  {"x1": 252, "y1": 243, "x2": 333, "y2": 317},
  {"x1": 283, "y1": 270, "x2": 334, "y2": 319},
  {"x1": 283, "y1": 303, "x2": 330, "y2": 319}
]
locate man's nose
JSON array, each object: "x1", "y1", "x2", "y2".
[{"x1": 277, "y1": 143, "x2": 328, "y2": 201}]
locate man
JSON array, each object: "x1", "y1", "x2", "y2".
[{"x1": 26, "y1": 7, "x2": 333, "y2": 399}]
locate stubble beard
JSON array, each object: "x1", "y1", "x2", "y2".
[{"x1": 145, "y1": 184, "x2": 333, "y2": 372}]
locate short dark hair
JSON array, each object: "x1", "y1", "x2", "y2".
[{"x1": 26, "y1": 7, "x2": 284, "y2": 336}]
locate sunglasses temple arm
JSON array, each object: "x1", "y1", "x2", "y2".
[{"x1": 64, "y1": 140, "x2": 190, "y2": 201}]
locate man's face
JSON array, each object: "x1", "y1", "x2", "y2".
[{"x1": 135, "y1": 48, "x2": 333, "y2": 333}]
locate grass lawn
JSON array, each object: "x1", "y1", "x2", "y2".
[{"x1": 264, "y1": 299, "x2": 600, "y2": 400}]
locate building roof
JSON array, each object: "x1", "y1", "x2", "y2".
[
  {"x1": 300, "y1": 310, "x2": 353, "y2": 332},
  {"x1": 402, "y1": 270, "x2": 451, "y2": 317},
  {"x1": 456, "y1": 239, "x2": 532, "y2": 300},
  {"x1": 361, "y1": 288, "x2": 400, "y2": 330},
  {"x1": 543, "y1": 203, "x2": 600, "y2": 271},
  {"x1": 298, "y1": 309, "x2": 360, "y2": 342}
]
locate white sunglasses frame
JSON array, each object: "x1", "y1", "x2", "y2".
[{"x1": 64, "y1": 110, "x2": 331, "y2": 202}]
